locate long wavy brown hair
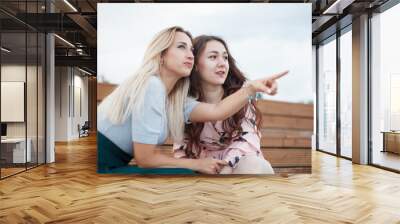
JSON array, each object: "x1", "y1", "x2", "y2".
[{"x1": 184, "y1": 35, "x2": 263, "y2": 158}]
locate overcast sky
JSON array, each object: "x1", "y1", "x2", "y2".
[{"x1": 98, "y1": 3, "x2": 312, "y2": 103}]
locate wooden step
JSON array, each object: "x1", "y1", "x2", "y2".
[
  {"x1": 261, "y1": 115, "x2": 313, "y2": 130},
  {"x1": 262, "y1": 148, "x2": 311, "y2": 167},
  {"x1": 260, "y1": 129, "x2": 313, "y2": 138},
  {"x1": 261, "y1": 136, "x2": 311, "y2": 148},
  {"x1": 260, "y1": 129, "x2": 312, "y2": 148},
  {"x1": 164, "y1": 136, "x2": 311, "y2": 148},
  {"x1": 256, "y1": 100, "x2": 313, "y2": 118}
]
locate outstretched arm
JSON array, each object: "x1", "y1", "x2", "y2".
[
  {"x1": 189, "y1": 70, "x2": 289, "y2": 123},
  {"x1": 133, "y1": 142, "x2": 227, "y2": 174}
]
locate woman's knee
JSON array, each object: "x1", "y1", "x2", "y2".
[{"x1": 232, "y1": 156, "x2": 275, "y2": 174}]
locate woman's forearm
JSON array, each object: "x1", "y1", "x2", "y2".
[
  {"x1": 190, "y1": 85, "x2": 255, "y2": 122},
  {"x1": 190, "y1": 71, "x2": 287, "y2": 123},
  {"x1": 213, "y1": 85, "x2": 255, "y2": 120},
  {"x1": 133, "y1": 143, "x2": 227, "y2": 174},
  {"x1": 136, "y1": 149, "x2": 197, "y2": 170}
]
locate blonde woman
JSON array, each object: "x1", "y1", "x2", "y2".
[{"x1": 98, "y1": 26, "x2": 286, "y2": 174}]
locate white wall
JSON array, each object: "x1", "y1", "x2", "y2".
[
  {"x1": 55, "y1": 67, "x2": 89, "y2": 141},
  {"x1": 1, "y1": 65, "x2": 26, "y2": 142},
  {"x1": 55, "y1": 66, "x2": 69, "y2": 141},
  {"x1": 71, "y1": 72, "x2": 89, "y2": 138},
  {"x1": 1, "y1": 65, "x2": 38, "y2": 138}
]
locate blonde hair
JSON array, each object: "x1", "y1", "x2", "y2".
[{"x1": 98, "y1": 26, "x2": 192, "y2": 142}]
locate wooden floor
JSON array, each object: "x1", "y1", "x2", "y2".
[
  {"x1": 1, "y1": 167, "x2": 26, "y2": 178},
  {"x1": 1, "y1": 163, "x2": 45, "y2": 178},
  {"x1": 372, "y1": 150, "x2": 400, "y2": 171},
  {"x1": 1, "y1": 135, "x2": 400, "y2": 223}
]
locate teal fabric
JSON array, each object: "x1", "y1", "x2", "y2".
[
  {"x1": 97, "y1": 132, "x2": 196, "y2": 175},
  {"x1": 105, "y1": 165, "x2": 197, "y2": 175}
]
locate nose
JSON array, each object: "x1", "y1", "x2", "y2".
[
  {"x1": 217, "y1": 56, "x2": 227, "y2": 68},
  {"x1": 187, "y1": 50, "x2": 194, "y2": 61}
]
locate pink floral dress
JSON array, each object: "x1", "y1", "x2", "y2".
[{"x1": 173, "y1": 106, "x2": 264, "y2": 168}]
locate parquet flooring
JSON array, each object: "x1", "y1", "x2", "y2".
[
  {"x1": 1, "y1": 134, "x2": 400, "y2": 223},
  {"x1": 1, "y1": 167, "x2": 26, "y2": 177}
]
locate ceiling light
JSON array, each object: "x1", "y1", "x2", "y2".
[
  {"x1": 1, "y1": 47, "x2": 11, "y2": 53},
  {"x1": 78, "y1": 67, "x2": 92, "y2": 76},
  {"x1": 323, "y1": 0, "x2": 355, "y2": 15},
  {"x1": 54, "y1": 34, "x2": 75, "y2": 48},
  {"x1": 63, "y1": 0, "x2": 78, "y2": 12}
]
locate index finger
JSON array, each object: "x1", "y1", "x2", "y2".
[
  {"x1": 217, "y1": 160, "x2": 228, "y2": 166},
  {"x1": 267, "y1": 70, "x2": 289, "y2": 81}
]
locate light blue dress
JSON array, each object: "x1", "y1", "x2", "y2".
[{"x1": 97, "y1": 75, "x2": 199, "y2": 157}]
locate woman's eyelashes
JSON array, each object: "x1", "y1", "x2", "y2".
[
  {"x1": 178, "y1": 44, "x2": 194, "y2": 52},
  {"x1": 208, "y1": 54, "x2": 228, "y2": 61}
]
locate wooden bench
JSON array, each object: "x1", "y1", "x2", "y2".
[{"x1": 257, "y1": 100, "x2": 312, "y2": 173}]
